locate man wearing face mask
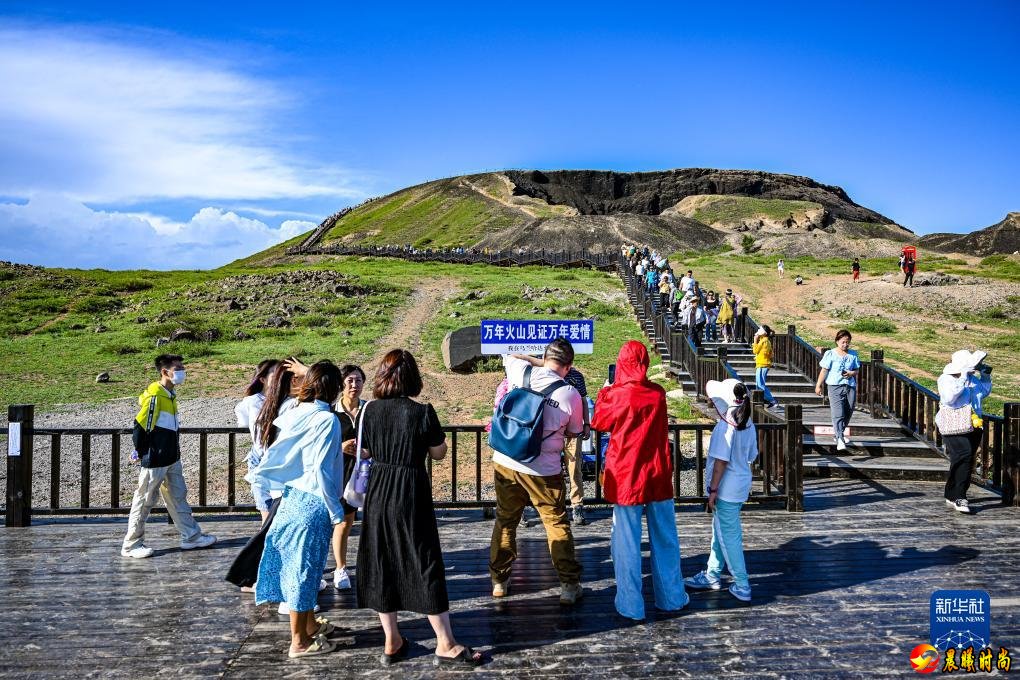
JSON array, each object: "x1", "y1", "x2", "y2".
[{"x1": 121, "y1": 354, "x2": 216, "y2": 558}]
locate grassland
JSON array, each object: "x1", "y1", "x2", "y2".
[
  {"x1": 1, "y1": 257, "x2": 701, "y2": 421},
  {"x1": 673, "y1": 253, "x2": 1020, "y2": 414},
  {"x1": 317, "y1": 179, "x2": 521, "y2": 249},
  {"x1": 686, "y1": 196, "x2": 822, "y2": 224}
]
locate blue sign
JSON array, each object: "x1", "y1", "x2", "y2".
[
  {"x1": 480, "y1": 319, "x2": 594, "y2": 355},
  {"x1": 930, "y1": 590, "x2": 991, "y2": 652}
]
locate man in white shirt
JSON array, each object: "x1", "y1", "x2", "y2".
[
  {"x1": 679, "y1": 270, "x2": 694, "y2": 294},
  {"x1": 490, "y1": 339, "x2": 585, "y2": 605}
]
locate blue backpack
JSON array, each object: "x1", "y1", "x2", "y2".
[{"x1": 489, "y1": 366, "x2": 567, "y2": 464}]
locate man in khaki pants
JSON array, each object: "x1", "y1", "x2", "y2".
[
  {"x1": 121, "y1": 354, "x2": 216, "y2": 558},
  {"x1": 490, "y1": 339, "x2": 585, "y2": 604}
]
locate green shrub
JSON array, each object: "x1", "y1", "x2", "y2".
[
  {"x1": 108, "y1": 279, "x2": 154, "y2": 293},
  {"x1": 846, "y1": 317, "x2": 898, "y2": 334},
  {"x1": 70, "y1": 296, "x2": 121, "y2": 314},
  {"x1": 103, "y1": 342, "x2": 141, "y2": 355},
  {"x1": 553, "y1": 272, "x2": 578, "y2": 281},
  {"x1": 587, "y1": 300, "x2": 626, "y2": 318},
  {"x1": 482, "y1": 292, "x2": 521, "y2": 307},
  {"x1": 295, "y1": 314, "x2": 329, "y2": 328},
  {"x1": 740, "y1": 235, "x2": 756, "y2": 254}
]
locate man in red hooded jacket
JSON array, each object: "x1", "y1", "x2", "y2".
[{"x1": 592, "y1": 340, "x2": 689, "y2": 620}]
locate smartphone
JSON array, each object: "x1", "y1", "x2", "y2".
[{"x1": 608, "y1": 364, "x2": 617, "y2": 385}]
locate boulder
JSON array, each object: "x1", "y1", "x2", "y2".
[
  {"x1": 94, "y1": 325, "x2": 108, "y2": 333},
  {"x1": 95, "y1": 372, "x2": 110, "y2": 383},
  {"x1": 169, "y1": 328, "x2": 197, "y2": 342},
  {"x1": 232, "y1": 330, "x2": 252, "y2": 341},
  {"x1": 264, "y1": 316, "x2": 291, "y2": 328},
  {"x1": 200, "y1": 328, "x2": 222, "y2": 342},
  {"x1": 156, "y1": 337, "x2": 171, "y2": 347},
  {"x1": 442, "y1": 325, "x2": 484, "y2": 373}
]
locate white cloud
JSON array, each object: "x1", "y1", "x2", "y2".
[
  {"x1": 0, "y1": 23, "x2": 362, "y2": 204},
  {"x1": 0, "y1": 195, "x2": 313, "y2": 269}
]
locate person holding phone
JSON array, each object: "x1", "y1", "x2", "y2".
[{"x1": 815, "y1": 330, "x2": 860, "y2": 451}]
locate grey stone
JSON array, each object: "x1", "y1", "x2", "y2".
[
  {"x1": 156, "y1": 337, "x2": 171, "y2": 347},
  {"x1": 95, "y1": 372, "x2": 110, "y2": 383},
  {"x1": 169, "y1": 328, "x2": 197, "y2": 342},
  {"x1": 442, "y1": 325, "x2": 483, "y2": 373},
  {"x1": 94, "y1": 325, "x2": 108, "y2": 333}
]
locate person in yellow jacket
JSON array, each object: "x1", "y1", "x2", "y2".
[
  {"x1": 121, "y1": 354, "x2": 216, "y2": 558},
  {"x1": 752, "y1": 326, "x2": 779, "y2": 409}
]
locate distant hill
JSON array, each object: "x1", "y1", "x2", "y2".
[
  {"x1": 244, "y1": 168, "x2": 922, "y2": 265},
  {"x1": 920, "y1": 212, "x2": 1020, "y2": 256}
]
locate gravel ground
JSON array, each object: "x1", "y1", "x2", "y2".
[{"x1": 2, "y1": 399, "x2": 709, "y2": 510}]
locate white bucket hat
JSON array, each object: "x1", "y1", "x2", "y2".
[
  {"x1": 706, "y1": 378, "x2": 746, "y2": 418},
  {"x1": 942, "y1": 349, "x2": 985, "y2": 376}
]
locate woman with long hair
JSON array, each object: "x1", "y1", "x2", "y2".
[
  {"x1": 255, "y1": 361, "x2": 346, "y2": 659},
  {"x1": 235, "y1": 359, "x2": 280, "y2": 523},
  {"x1": 356, "y1": 349, "x2": 483, "y2": 667},
  {"x1": 752, "y1": 325, "x2": 778, "y2": 409}
]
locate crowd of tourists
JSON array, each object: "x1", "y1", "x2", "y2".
[{"x1": 115, "y1": 243, "x2": 992, "y2": 665}]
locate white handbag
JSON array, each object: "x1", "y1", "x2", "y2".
[{"x1": 342, "y1": 402, "x2": 371, "y2": 509}]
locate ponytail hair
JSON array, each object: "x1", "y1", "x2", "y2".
[
  {"x1": 732, "y1": 382, "x2": 751, "y2": 430},
  {"x1": 761, "y1": 324, "x2": 775, "y2": 339}
]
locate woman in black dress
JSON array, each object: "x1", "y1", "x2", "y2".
[{"x1": 356, "y1": 349, "x2": 483, "y2": 668}]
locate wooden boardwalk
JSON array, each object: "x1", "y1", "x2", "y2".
[{"x1": 1, "y1": 478, "x2": 1018, "y2": 679}]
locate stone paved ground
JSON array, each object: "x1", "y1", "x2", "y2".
[{"x1": 1, "y1": 478, "x2": 1018, "y2": 679}]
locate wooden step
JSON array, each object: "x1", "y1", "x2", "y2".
[
  {"x1": 803, "y1": 435, "x2": 944, "y2": 459},
  {"x1": 802, "y1": 453, "x2": 947, "y2": 482}
]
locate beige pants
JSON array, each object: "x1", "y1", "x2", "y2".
[
  {"x1": 489, "y1": 463, "x2": 582, "y2": 584},
  {"x1": 564, "y1": 439, "x2": 585, "y2": 508},
  {"x1": 122, "y1": 460, "x2": 202, "y2": 550}
]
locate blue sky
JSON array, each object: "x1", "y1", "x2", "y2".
[{"x1": 1, "y1": 1, "x2": 1017, "y2": 268}]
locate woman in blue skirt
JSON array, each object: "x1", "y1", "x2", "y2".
[{"x1": 255, "y1": 361, "x2": 345, "y2": 659}]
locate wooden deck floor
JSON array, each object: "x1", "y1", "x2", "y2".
[{"x1": 1, "y1": 478, "x2": 1018, "y2": 679}]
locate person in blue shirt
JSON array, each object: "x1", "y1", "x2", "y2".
[
  {"x1": 814, "y1": 329, "x2": 861, "y2": 452},
  {"x1": 937, "y1": 350, "x2": 993, "y2": 514},
  {"x1": 254, "y1": 361, "x2": 345, "y2": 659}
]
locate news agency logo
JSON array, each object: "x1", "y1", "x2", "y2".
[{"x1": 931, "y1": 590, "x2": 990, "y2": 654}]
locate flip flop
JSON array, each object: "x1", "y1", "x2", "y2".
[
  {"x1": 379, "y1": 636, "x2": 409, "y2": 667},
  {"x1": 288, "y1": 634, "x2": 336, "y2": 659},
  {"x1": 433, "y1": 646, "x2": 483, "y2": 667}
]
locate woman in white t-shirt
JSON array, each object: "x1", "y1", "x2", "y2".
[
  {"x1": 684, "y1": 379, "x2": 758, "y2": 602},
  {"x1": 235, "y1": 359, "x2": 280, "y2": 523}
]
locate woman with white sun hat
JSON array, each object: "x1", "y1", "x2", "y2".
[
  {"x1": 936, "y1": 349, "x2": 992, "y2": 514},
  {"x1": 684, "y1": 378, "x2": 758, "y2": 603}
]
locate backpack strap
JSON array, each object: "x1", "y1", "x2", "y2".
[
  {"x1": 523, "y1": 364, "x2": 533, "y2": 390},
  {"x1": 540, "y1": 379, "x2": 568, "y2": 397}
]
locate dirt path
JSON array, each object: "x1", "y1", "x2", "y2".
[{"x1": 364, "y1": 277, "x2": 500, "y2": 422}]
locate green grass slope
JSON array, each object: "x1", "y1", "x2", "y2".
[{"x1": 318, "y1": 176, "x2": 526, "y2": 249}]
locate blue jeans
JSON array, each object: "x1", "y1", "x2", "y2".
[
  {"x1": 755, "y1": 367, "x2": 776, "y2": 405},
  {"x1": 706, "y1": 499, "x2": 749, "y2": 588},
  {"x1": 611, "y1": 499, "x2": 689, "y2": 620}
]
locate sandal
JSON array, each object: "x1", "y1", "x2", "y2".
[
  {"x1": 314, "y1": 620, "x2": 336, "y2": 637},
  {"x1": 379, "y1": 636, "x2": 409, "y2": 667},
  {"x1": 433, "y1": 645, "x2": 483, "y2": 667},
  {"x1": 288, "y1": 634, "x2": 336, "y2": 659}
]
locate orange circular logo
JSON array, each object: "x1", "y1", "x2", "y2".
[{"x1": 910, "y1": 644, "x2": 939, "y2": 673}]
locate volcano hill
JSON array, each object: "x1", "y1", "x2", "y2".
[{"x1": 248, "y1": 169, "x2": 924, "y2": 265}]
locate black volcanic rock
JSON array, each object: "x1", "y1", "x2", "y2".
[
  {"x1": 920, "y1": 212, "x2": 1020, "y2": 256},
  {"x1": 505, "y1": 169, "x2": 894, "y2": 224}
]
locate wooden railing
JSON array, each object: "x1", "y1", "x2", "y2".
[{"x1": 2, "y1": 407, "x2": 801, "y2": 526}]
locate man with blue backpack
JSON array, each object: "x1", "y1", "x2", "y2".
[{"x1": 488, "y1": 338, "x2": 585, "y2": 605}]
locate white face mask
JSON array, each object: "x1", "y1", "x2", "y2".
[{"x1": 171, "y1": 369, "x2": 186, "y2": 385}]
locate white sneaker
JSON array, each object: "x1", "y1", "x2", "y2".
[
  {"x1": 121, "y1": 545, "x2": 154, "y2": 559},
  {"x1": 953, "y1": 499, "x2": 971, "y2": 514},
  {"x1": 181, "y1": 533, "x2": 217, "y2": 550},
  {"x1": 319, "y1": 579, "x2": 329, "y2": 592},
  {"x1": 835, "y1": 438, "x2": 847, "y2": 452},
  {"x1": 278, "y1": 602, "x2": 320, "y2": 615},
  {"x1": 333, "y1": 567, "x2": 351, "y2": 590},
  {"x1": 945, "y1": 499, "x2": 956, "y2": 509}
]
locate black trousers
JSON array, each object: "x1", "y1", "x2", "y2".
[
  {"x1": 943, "y1": 429, "x2": 982, "y2": 501},
  {"x1": 225, "y1": 495, "x2": 282, "y2": 587}
]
